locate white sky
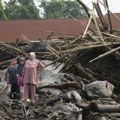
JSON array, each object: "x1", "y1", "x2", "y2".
[
  {"x1": 82, "y1": 0, "x2": 120, "y2": 14},
  {"x1": 2, "y1": 0, "x2": 120, "y2": 14}
]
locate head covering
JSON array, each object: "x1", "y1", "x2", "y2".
[
  {"x1": 29, "y1": 52, "x2": 36, "y2": 60},
  {"x1": 19, "y1": 57, "x2": 25, "y2": 62}
]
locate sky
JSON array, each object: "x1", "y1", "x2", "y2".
[
  {"x1": 83, "y1": 0, "x2": 120, "y2": 14},
  {"x1": 2, "y1": 0, "x2": 120, "y2": 15}
]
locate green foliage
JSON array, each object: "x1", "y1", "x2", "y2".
[
  {"x1": 18, "y1": 0, "x2": 34, "y2": 5},
  {"x1": 0, "y1": 0, "x2": 7, "y2": 20},
  {"x1": 4, "y1": 0, "x2": 39, "y2": 20},
  {"x1": 40, "y1": 0, "x2": 86, "y2": 19}
]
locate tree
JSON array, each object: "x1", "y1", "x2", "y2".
[
  {"x1": 4, "y1": 0, "x2": 39, "y2": 20},
  {"x1": 39, "y1": 0, "x2": 86, "y2": 19},
  {"x1": 0, "y1": 0, "x2": 7, "y2": 20}
]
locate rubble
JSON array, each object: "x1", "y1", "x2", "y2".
[{"x1": 1, "y1": 0, "x2": 120, "y2": 119}]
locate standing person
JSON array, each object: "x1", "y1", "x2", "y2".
[
  {"x1": 17, "y1": 57, "x2": 25, "y2": 98},
  {"x1": 6, "y1": 58, "x2": 20, "y2": 99},
  {"x1": 23, "y1": 52, "x2": 44, "y2": 102}
]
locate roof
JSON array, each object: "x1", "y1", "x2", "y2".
[
  {"x1": 0, "y1": 18, "x2": 90, "y2": 42},
  {"x1": 1, "y1": 13, "x2": 120, "y2": 42},
  {"x1": 103, "y1": 13, "x2": 120, "y2": 30}
]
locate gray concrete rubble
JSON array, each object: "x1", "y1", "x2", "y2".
[{"x1": 84, "y1": 80, "x2": 114, "y2": 98}]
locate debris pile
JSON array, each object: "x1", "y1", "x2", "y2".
[{"x1": 1, "y1": 0, "x2": 120, "y2": 120}]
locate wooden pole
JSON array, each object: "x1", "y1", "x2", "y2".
[
  {"x1": 92, "y1": 0, "x2": 108, "y2": 30},
  {"x1": 82, "y1": 16, "x2": 92, "y2": 38},
  {"x1": 104, "y1": 0, "x2": 112, "y2": 33},
  {"x1": 99, "y1": 0, "x2": 120, "y2": 23}
]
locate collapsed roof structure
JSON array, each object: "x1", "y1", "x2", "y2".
[{"x1": 1, "y1": 0, "x2": 120, "y2": 119}]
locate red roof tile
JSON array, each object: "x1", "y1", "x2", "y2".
[
  {"x1": 1, "y1": 13, "x2": 120, "y2": 42},
  {"x1": 0, "y1": 18, "x2": 90, "y2": 41}
]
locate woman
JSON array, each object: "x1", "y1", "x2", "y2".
[{"x1": 23, "y1": 52, "x2": 44, "y2": 102}]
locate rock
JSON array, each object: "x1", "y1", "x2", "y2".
[
  {"x1": 84, "y1": 81, "x2": 114, "y2": 99},
  {"x1": 52, "y1": 103, "x2": 82, "y2": 120},
  {"x1": 41, "y1": 88, "x2": 62, "y2": 96},
  {"x1": 66, "y1": 90, "x2": 82, "y2": 102}
]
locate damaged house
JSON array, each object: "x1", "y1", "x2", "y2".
[{"x1": 1, "y1": 0, "x2": 120, "y2": 120}]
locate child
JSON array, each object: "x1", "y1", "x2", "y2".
[
  {"x1": 6, "y1": 58, "x2": 20, "y2": 99},
  {"x1": 17, "y1": 57, "x2": 25, "y2": 98}
]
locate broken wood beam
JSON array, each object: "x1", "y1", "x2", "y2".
[
  {"x1": 89, "y1": 45, "x2": 120, "y2": 63},
  {"x1": 76, "y1": 102, "x2": 120, "y2": 113},
  {"x1": 75, "y1": 63, "x2": 97, "y2": 82},
  {"x1": 38, "y1": 82, "x2": 81, "y2": 90},
  {"x1": 76, "y1": 0, "x2": 95, "y2": 24},
  {"x1": 92, "y1": 0, "x2": 108, "y2": 31},
  {"x1": 104, "y1": 0, "x2": 112, "y2": 33}
]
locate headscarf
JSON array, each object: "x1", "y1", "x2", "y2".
[
  {"x1": 19, "y1": 57, "x2": 25, "y2": 62},
  {"x1": 17, "y1": 57, "x2": 25, "y2": 76},
  {"x1": 29, "y1": 52, "x2": 36, "y2": 60}
]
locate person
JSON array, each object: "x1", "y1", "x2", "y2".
[
  {"x1": 17, "y1": 57, "x2": 25, "y2": 98},
  {"x1": 23, "y1": 52, "x2": 44, "y2": 102},
  {"x1": 6, "y1": 58, "x2": 20, "y2": 99}
]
